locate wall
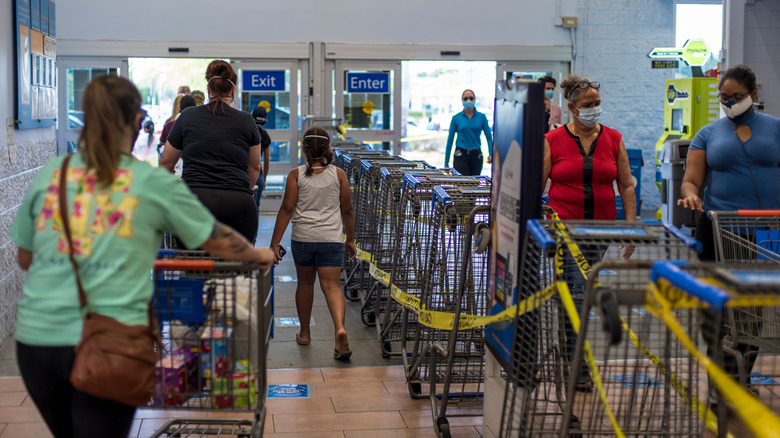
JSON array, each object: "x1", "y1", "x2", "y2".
[
  {"x1": 575, "y1": 0, "x2": 674, "y2": 212},
  {"x1": 744, "y1": 0, "x2": 780, "y2": 117},
  {"x1": 0, "y1": 0, "x2": 57, "y2": 345},
  {"x1": 57, "y1": 0, "x2": 578, "y2": 46}
]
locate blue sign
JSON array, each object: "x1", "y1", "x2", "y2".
[
  {"x1": 268, "y1": 384, "x2": 311, "y2": 398},
  {"x1": 750, "y1": 372, "x2": 779, "y2": 386},
  {"x1": 242, "y1": 70, "x2": 286, "y2": 92},
  {"x1": 346, "y1": 72, "x2": 390, "y2": 94}
]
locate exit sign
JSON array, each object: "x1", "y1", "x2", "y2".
[
  {"x1": 651, "y1": 60, "x2": 679, "y2": 69},
  {"x1": 242, "y1": 70, "x2": 286, "y2": 92}
]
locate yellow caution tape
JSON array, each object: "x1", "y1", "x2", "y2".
[
  {"x1": 555, "y1": 280, "x2": 625, "y2": 438},
  {"x1": 646, "y1": 281, "x2": 780, "y2": 438},
  {"x1": 354, "y1": 247, "x2": 555, "y2": 330}
]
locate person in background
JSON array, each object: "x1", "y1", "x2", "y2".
[
  {"x1": 177, "y1": 85, "x2": 191, "y2": 95},
  {"x1": 160, "y1": 95, "x2": 197, "y2": 150},
  {"x1": 251, "y1": 106, "x2": 272, "y2": 212},
  {"x1": 191, "y1": 90, "x2": 206, "y2": 106},
  {"x1": 677, "y1": 64, "x2": 780, "y2": 410},
  {"x1": 539, "y1": 75, "x2": 562, "y2": 126},
  {"x1": 444, "y1": 89, "x2": 493, "y2": 175},
  {"x1": 132, "y1": 117, "x2": 158, "y2": 164},
  {"x1": 10, "y1": 75, "x2": 274, "y2": 438},
  {"x1": 160, "y1": 60, "x2": 262, "y2": 243},
  {"x1": 165, "y1": 94, "x2": 185, "y2": 125},
  {"x1": 543, "y1": 74, "x2": 636, "y2": 390},
  {"x1": 269, "y1": 127, "x2": 356, "y2": 361}
]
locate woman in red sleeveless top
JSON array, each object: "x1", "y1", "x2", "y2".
[
  {"x1": 543, "y1": 75, "x2": 636, "y2": 227},
  {"x1": 542, "y1": 75, "x2": 636, "y2": 390}
]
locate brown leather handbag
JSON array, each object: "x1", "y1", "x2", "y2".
[{"x1": 58, "y1": 155, "x2": 160, "y2": 407}]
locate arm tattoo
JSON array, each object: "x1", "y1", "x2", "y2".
[{"x1": 212, "y1": 223, "x2": 251, "y2": 255}]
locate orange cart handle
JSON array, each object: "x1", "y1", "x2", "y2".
[
  {"x1": 154, "y1": 259, "x2": 215, "y2": 271},
  {"x1": 738, "y1": 210, "x2": 780, "y2": 217}
]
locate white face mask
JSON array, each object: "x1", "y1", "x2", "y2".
[
  {"x1": 573, "y1": 105, "x2": 602, "y2": 128},
  {"x1": 721, "y1": 95, "x2": 753, "y2": 120}
]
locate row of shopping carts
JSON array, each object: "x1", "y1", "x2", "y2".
[
  {"x1": 331, "y1": 144, "x2": 493, "y2": 437},
  {"x1": 499, "y1": 209, "x2": 780, "y2": 437}
]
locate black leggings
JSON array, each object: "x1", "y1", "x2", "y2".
[
  {"x1": 16, "y1": 342, "x2": 136, "y2": 438},
  {"x1": 190, "y1": 187, "x2": 258, "y2": 243}
]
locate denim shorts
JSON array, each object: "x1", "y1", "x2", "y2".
[{"x1": 291, "y1": 240, "x2": 345, "y2": 267}]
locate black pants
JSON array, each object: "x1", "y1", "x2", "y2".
[
  {"x1": 452, "y1": 148, "x2": 483, "y2": 176},
  {"x1": 190, "y1": 187, "x2": 258, "y2": 244},
  {"x1": 16, "y1": 342, "x2": 136, "y2": 438}
]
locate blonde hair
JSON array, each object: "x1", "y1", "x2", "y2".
[
  {"x1": 166, "y1": 94, "x2": 185, "y2": 124},
  {"x1": 78, "y1": 75, "x2": 142, "y2": 188}
]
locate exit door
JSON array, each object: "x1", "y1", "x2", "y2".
[
  {"x1": 333, "y1": 61, "x2": 401, "y2": 154},
  {"x1": 234, "y1": 59, "x2": 305, "y2": 212}
]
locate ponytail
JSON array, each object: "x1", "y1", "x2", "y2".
[
  {"x1": 79, "y1": 75, "x2": 142, "y2": 188},
  {"x1": 205, "y1": 60, "x2": 237, "y2": 115}
]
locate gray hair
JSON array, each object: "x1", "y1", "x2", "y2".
[{"x1": 560, "y1": 74, "x2": 594, "y2": 104}]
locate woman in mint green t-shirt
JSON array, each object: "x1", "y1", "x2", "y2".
[{"x1": 10, "y1": 75, "x2": 274, "y2": 438}]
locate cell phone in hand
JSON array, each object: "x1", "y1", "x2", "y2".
[{"x1": 278, "y1": 245, "x2": 286, "y2": 258}]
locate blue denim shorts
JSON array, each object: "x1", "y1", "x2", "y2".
[{"x1": 290, "y1": 240, "x2": 345, "y2": 267}]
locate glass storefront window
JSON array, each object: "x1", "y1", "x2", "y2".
[{"x1": 66, "y1": 67, "x2": 119, "y2": 128}]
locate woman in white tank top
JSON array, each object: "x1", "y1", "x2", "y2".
[{"x1": 270, "y1": 127, "x2": 357, "y2": 361}]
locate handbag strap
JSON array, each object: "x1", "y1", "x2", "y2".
[
  {"x1": 58, "y1": 154, "x2": 91, "y2": 311},
  {"x1": 58, "y1": 155, "x2": 155, "y2": 329}
]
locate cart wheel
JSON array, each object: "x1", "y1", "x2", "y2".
[
  {"x1": 408, "y1": 381, "x2": 423, "y2": 399},
  {"x1": 361, "y1": 309, "x2": 376, "y2": 327},
  {"x1": 436, "y1": 417, "x2": 451, "y2": 438},
  {"x1": 383, "y1": 342, "x2": 392, "y2": 353},
  {"x1": 599, "y1": 291, "x2": 622, "y2": 345},
  {"x1": 568, "y1": 415, "x2": 583, "y2": 438},
  {"x1": 473, "y1": 223, "x2": 490, "y2": 253}
]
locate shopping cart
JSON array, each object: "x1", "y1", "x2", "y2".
[
  {"x1": 375, "y1": 168, "x2": 459, "y2": 358},
  {"x1": 391, "y1": 174, "x2": 490, "y2": 398},
  {"x1": 411, "y1": 185, "x2": 491, "y2": 437},
  {"x1": 648, "y1": 261, "x2": 780, "y2": 437},
  {"x1": 339, "y1": 154, "x2": 406, "y2": 302},
  {"x1": 148, "y1": 251, "x2": 273, "y2": 438},
  {"x1": 353, "y1": 159, "x2": 434, "y2": 327},
  {"x1": 302, "y1": 116, "x2": 349, "y2": 141},
  {"x1": 500, "y1": 216, "x2": 704, "y2": 437},
  {"x1": 710, "y1": 210, "x2": 780, "y2": 264}
]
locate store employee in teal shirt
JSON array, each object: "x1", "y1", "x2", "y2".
[{"x1": 444, "y1": 89, "x2": 493, "y2": 175}]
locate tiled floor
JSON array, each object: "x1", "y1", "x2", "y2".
[{"x1": 0, "y1": 367, "x2": 483, "y2": 437}]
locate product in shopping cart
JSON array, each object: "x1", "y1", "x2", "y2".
[
  {"x1": 153, "y1": 348, "x2": 201, "y2": 406},
  {"x1": 201, "y1": 325, "x2": 234, "y2": 379}
]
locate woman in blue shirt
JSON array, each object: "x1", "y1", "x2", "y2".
[
  {"x1": 677, "y1": 64, "x2": 780, "y2": 412},
  {"x1": 444, "y1": 89, "x2": 493, "y2": 175},
  {"x1": 678, "y1": 64, "x2": 780, "y2": 260}
]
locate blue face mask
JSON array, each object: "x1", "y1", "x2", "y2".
[
  {"x1": 463, "y1": 101, "x2": 475, "y2": 110},
  {"x1": 544, "y1": 90, "x2": 554, "y2": 100}
]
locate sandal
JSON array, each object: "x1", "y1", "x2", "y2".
[
  {"x1": 333, "y1": 349, "x2": 352, "y2": 361},
  {"x1": 296, "y1": 334, "x2": 310, "y2": 346}
]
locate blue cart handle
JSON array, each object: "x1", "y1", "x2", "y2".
[
  {"x1": 527, "y1": 219, "x2": 557, "y2": 251},
  {"x1": 662, "y1": 222, "x2": 703, "y2": 253},
  {"x1": 650, "y1": 262, "x2": 731, "y2": 311}
]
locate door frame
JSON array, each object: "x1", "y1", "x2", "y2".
[
  {"x1": 333, "y1": 60, "x2": 402, "y2": 154},
  {"x1": 57, "y1": 56, "x2": 128, "y2": 155}
]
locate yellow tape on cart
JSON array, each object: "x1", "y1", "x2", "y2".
[
  {"x1": 647, "y1": 281, "x2": 779, "y2": 438},
  {"x1": 353, "y1": 248, "x2": 555, "y2": 330}
]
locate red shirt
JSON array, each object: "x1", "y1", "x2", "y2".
[{"x1": 546, "y1": 125, "x2": 622, "y2": 220}]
